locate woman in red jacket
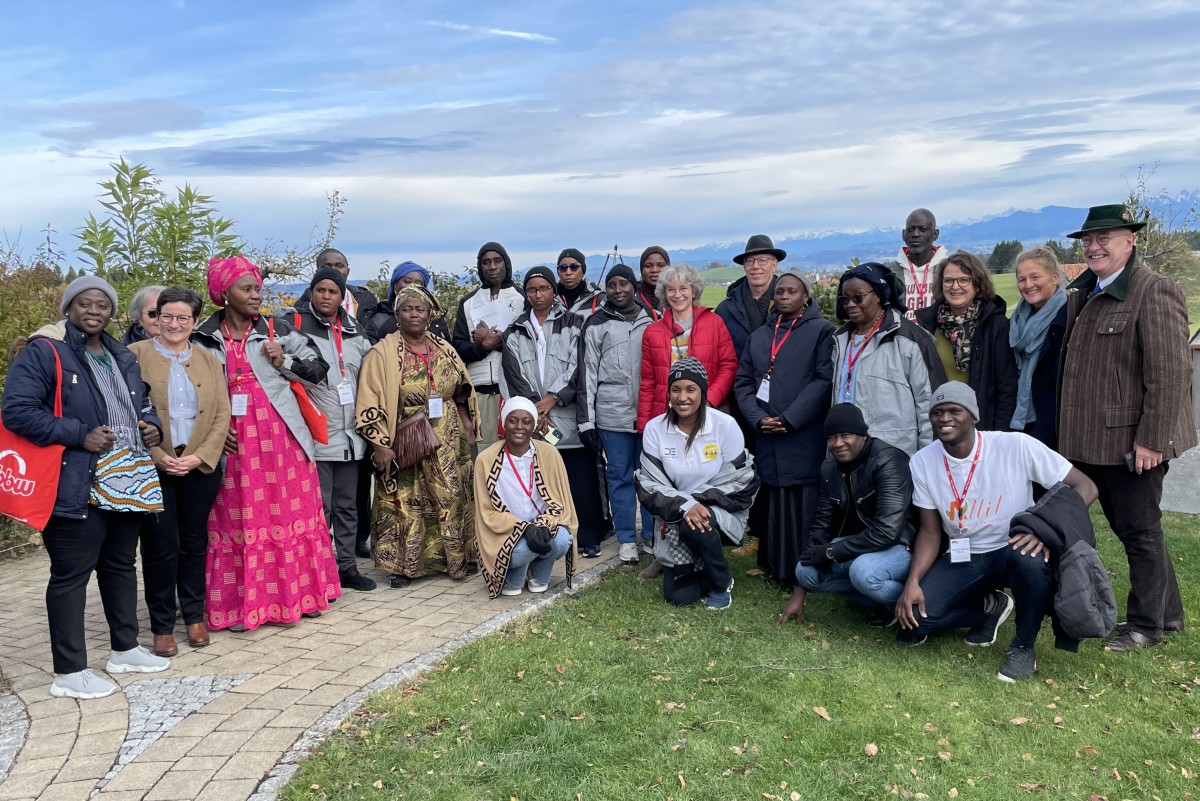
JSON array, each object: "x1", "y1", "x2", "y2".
[{"x1": 638, "y1": 263, "x2": 738, "y2": 431}]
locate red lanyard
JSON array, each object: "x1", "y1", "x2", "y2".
[
  {"x1": 905, "y1": 246, "x2": 938, "y2": 302},
  {"x1": 331, "y1": 318, "x2": 346, "y2": 380},
  {"x1": 405, "y1": 341, "x2": 437, "y2": 391},
  {"x1": 639, "y1": 289, "x2": 660, "y2": 319},
  {"x1": 504, "y1": 449, "x2": 536, "y2": 499},
  {"x1": 222, "y1": 322, "x2": 248, "y2": 386},
  {"x1": 845, "y1": 312, "x2": 884, "y2": 387},
  {"x1": 766, "y1": 316, "x2": 798, "y2": 374},
  {"x1": 942, "y1": 433, "x2": 983, "y2": 531}
]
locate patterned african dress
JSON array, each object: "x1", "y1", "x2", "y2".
[
  {"x1": 205, "y1": 337, "x2": 341, "y2": 630},
  {"x1": 355, "y1": 332, "x2": 479, "y2": 580}
]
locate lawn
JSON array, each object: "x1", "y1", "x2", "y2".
[{"x1": 284, "y1": 510, "x2": 1200, "y2": 801}]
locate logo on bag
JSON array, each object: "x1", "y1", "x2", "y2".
[{"x1": 0, "y1": 450, "x2": 36, "y2": 497}]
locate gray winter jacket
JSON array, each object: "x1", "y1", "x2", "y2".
[
  {"x1": 500, "y1": 300, "x2": 585, "y2": 448},
  {"x1": 577, "y1": 301, "x2": 653, "y2": 434},
  {"x1": 831, "y1": 308, "x2": 945, "y2": 455},
  {"x1": 280, "y1": 302, "x2": 371, "y2": 462},
  {"x1": 193, "y1": 312, "x2": 330, "y2": 460}
]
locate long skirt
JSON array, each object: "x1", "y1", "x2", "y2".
[
  {"x1": 206, "y1": 375, "x2": 342, "y2": 631},
  {"x1": 757, "y1": 483, "x2": 818, "y2": 586},
  {"x1": 559, "y1": 446, "x2": 608, "y2": 549}
]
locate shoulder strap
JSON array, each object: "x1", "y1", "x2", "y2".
[{"x1": 37, "y1": 340, "x2": 64, "y2": 418}]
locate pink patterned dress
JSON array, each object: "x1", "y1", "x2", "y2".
[{"x1": 205, "y1": 340, "x2": 341, "y2": 630}]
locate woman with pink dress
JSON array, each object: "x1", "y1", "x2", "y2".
[{"x1": 194, "y1": 257, "x2": 342, "y2": 631}]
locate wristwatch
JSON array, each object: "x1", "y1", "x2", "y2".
[{"x1": 825, "y1": 546, "x2": 836, "y2": 562}]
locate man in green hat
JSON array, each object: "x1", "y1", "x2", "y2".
[{"x1": 1057, "y1": 203, "x2": 1197, "y2": 652}]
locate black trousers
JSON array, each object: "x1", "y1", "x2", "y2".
[
  {"x1": 43, "y1": 509, "x2": 144, "y2": 674},
  {"x1": 355, "y1": 457, "x2": 373, "y2": 548},
  {"x1": 559, "y1": 446, "x2": 608, "y2": 549},
  {"x1": 1074, "y1": 461, "x2": 1183, "y2": 637},
  {"x1": 140, "y1": 467, "x2": 223, "y2": 634},
  {"x1": 317, "y1": 459, "x2": 360, "y2": 573},
  {"x1": 662, "y1": 519, "x2": 734, "y2": 606}
]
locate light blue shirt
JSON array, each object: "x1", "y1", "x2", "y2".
[{"x1": 153, "y1": 338, "x2": 199, "y2": 448}]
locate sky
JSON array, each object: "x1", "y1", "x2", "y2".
[{"x1": 3, "y1": 0, "x2": 1200, "y2": 279}]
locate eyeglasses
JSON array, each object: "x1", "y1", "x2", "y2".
[
  {"x1": 838, "y1": 292, "x2": 871, "y2": 306},
  {"x1": 743, "y1": 256, "x2": 776, "y2": 267},
  {"x1": 942, "y1": 277, "x2": 973, "y2": 288},
  {"x1": 157, "y1": 314, "x2": 195, "y2": 326},
  {"x1": 1079, "y1": 232, "x2": 1129, "y2": 248},
  {"x1": 145, "y1": 310, "x2": 158, "y2": 319},
  {"x1": 557, "y1": 262, "x2": 583, "y2": 272}
]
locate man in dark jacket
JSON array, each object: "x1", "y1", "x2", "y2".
[
  {"x1": 296, "y1": 248, "x2": 379, "y2": 327},
  {"x1": 778, "y1": 404, "x2": 915, "y2": 626}
]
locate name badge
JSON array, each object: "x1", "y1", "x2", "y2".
[
  {"x1": 231, "y1": 393, "x2": 249, "y2": 417},
  {"x1": 756, "y1": 375, "x2": 771, "y2": 403},
  {"x1": 427, "y1": 397, "x2": 445, "y2": 419},
  {"x1": 337, "y1": 382, "x2": 355, "y2": 406},
  {"x1": 950, "y1": 537, "x2": 971, "y2": 564}
]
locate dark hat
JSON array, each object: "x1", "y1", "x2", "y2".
[
  {"x1": 310, "y1": 267, "x2": 347, "y2": 297},
  {"x1": 523, "y1": 265, "x2": 556, "y2": 290},
  {"x1": 640, "y1": 246, "x2": 670, "y2": 270},
  {"x1": 606, "y1": 263, "x2": 638, "y2": 287},
  {"x1": 733, "y1": 234, "x2": 786, "y2": 266},
  {"x1": 60, "y1": 275, "x2": 118, "y2": 315},
  {"x1": 668, "y1": 356, "x2": 708, "y2": 395},
  {"x1": 836, "y1": 262, "x2": 906, "y2": 319},
  {"x1": 557, "y1": 248, "x2": 587, "y2": 272},
  {"x1": 476, "y1": 241, "x2": 515, "y2": 288},
  {"x1": 824, "y1": 403, "x2": 869, "y2": 439},
  {"x1": 930, "y1": 381, "x2": 979, "y2": 421},
  {"x1": 1066, "y1": 204, "x2": 1147, "y2": 239}
]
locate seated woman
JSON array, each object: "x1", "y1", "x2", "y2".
[
  {"x1": 636, "y1": 358, "x2": 760, "y2": 610},
  {"x1": 474, "y1": 398, "x2": 577, "y2": 597}
]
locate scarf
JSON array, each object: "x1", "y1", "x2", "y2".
[
  {"x1": 742, "y1": 282, "x2": 771, "y2": 331},
  {"x1": 1008, "y1": 288, "x2": 1066, "y2": 430},
  {"x1": 935, "y1": 301, "x2": 979, "y2": 374},
  {"x1": 559, "y1": 282, "x2": 587, "y2": 307}
]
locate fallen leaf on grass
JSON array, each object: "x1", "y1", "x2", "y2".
[
  {"x1": 948, "y1": 790, "x2": 959, "y2": 798},
  {"x1": 516, "y1": 670, "x2": 525, "y2": 679},
  {"x1": 570, "y1": 713, "x2": 586, "y2": 721},
  {"x1": 1182, "y1": 767, "x2": 1195, "y2": 779},
  {"x1": 865, "y1": 743, "x2": 879, "y2": 757},
  {"x1": 791, "y1": 793, "x2": 801, "y2": 801},
  {"x1": 813, "y1": 706, "x2": 832, "y2": 721},
  {"x1": 1010, "y1": 717, "x2": 1031, "y2": 725},
  {"x1": 746, "y1": 568, "x2": 765, "y2": 576},
  {"x1": 938, "y1": 752, "x2": 952, "y2": 762},
  {"x1": 678, "y1": 772, "x2": 686, "y2": 788},
  {"x1": 1016, "y1": 783, "x2": 1047, "y2": 792},
  {"x1": 1109, "y1": 769, "x2": 1121, "y2": 780},
  {"x1": 923, "y1": 722, "x2": 939, "y2": 732},
  {"x1": 1087, "y1": 796, "x2": 1108, "y2": 801},
  {"x1": 556, "y1": 665, "x2": 565, "y2": 674},
  {"x1": 373, "y1": 780, "x2": 384, "y2": 789},
  {"x1": 1083, "y1": 745, "x2": 1098, "y2": 755}
]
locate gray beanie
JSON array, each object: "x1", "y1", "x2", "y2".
[
  {"x1": 930, "y1": 381, "x2": 980, "y2": 421},
  {"x1": 60, "y1": 276, "x2": 119, "y2": 315}
]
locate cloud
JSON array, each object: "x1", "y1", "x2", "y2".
[
  {"x1": 151, "y1": 134, "x2": 475, "y2": 170},
  {"x1": 425, "y1": 20, "x2": 557, "y2": 44},
  {"x1": 14, "y1": 99, "x2": 204, "y2": 145}
]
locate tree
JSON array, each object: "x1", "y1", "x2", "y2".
[
  {"x1": 986, "y1": 239, "x2": 1023, "y2": 273},
  {"x1": 1124, "y1": 165, "x2": 1200, "y2": 296}
]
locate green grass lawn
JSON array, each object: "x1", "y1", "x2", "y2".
[{"x1": 284, "y1": 511, "x2": 1200, "y2": 801}]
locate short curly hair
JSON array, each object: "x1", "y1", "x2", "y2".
[{"x1": 655, "y1": 263, "x2": 706, "y2": 306}]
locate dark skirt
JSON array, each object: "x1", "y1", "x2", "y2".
[
  {"x1": 757, "y1": 483, "x2": 818, "y2": 585},
  {"x1": 560, "y1": 446, "x2": 609, "y2": 548}
]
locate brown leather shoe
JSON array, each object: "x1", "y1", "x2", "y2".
[
  {"x1": 731, "y1": 538, "x2": 759, "y2": 558},
  {"x1": 1104, "y1": 629, "x2": 1161, "y2": 652},
  {"x1": 638, "y1": 560, "x2": 664, "y2": 580},
  {"x1": 186, "y1": 623, "x2": 210, "y2": 648},
  {"x1": 153, "y1": 634, "x2": 179, "y2": 657}
]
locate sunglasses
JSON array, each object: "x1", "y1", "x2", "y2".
[
  {"x1": 838, "y1": 292, "x2": 872, "y2": 306},
  {"x1": 145, "y1": 310, "x2": 158, "y2": 319},
  {"x1": 557, "y1": 262, "x2": 583, "y2": 272}
]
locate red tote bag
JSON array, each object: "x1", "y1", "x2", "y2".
[
  {"x1": 267, "y1": 317, "x2": 329, "y2": 445},
  {"x1": 0, "y1": 341, "x2": 65, "y2": 532}
]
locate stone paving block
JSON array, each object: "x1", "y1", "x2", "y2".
[
  {"x1": 292, "y1": 685, "x2": 351, "y2": 708},
  {"x1": 279, "y1": 670, "x2": 339, "y2": 691},
  {"x1": 55, "y1": 753, "x2": 117, "y2": 782},
  {"x1": 239, "y1": 727, "x2": 304, "y2": 753},
  {"x1": 76, "y1": 710, "x2": 127, "y2": 736},
  {"x1": 263, "y1": 704, "x2": 325, "y2": 729},
  {"x1": 32, "y1": 779, "x2": 97, "y2": 801},
  {"x1": 269, "y1": 658, "x2": 322, "y2": 678},
  {"x1": 0, "y1": 769, "x2": 63, "y2": 800},
  {"x1": 144, "y1": 770, "x2": 215, "y2": 801},
  {"x1": 12, "y1": 732, "x2": 74, "y2": 761},
  {"x1": 70, "y1": 730, "x2": 124, "y2": 758},
  {"x1": 99, "y1": 761, "x2": 174, "y2": 793},
  {"x1": 197, "y1": 692, "x2": 254, "y2": 716},
  {"x1": 213, "y1": 750, "x2": 281, "y2": 781},
  {"x1": 193, "y1": 778, "x2": 261, "y2": 801},
  {"x1": 328, "y1": 665, "x2": 385, "y2": 688},
  {"x1": 27, "y1": 712, "x2": 80, "y2": 738},
  {"x1": 362, "y1": 649, "x2": 421, "y2": 669},
  {"x1": 169, "y1": 756, "x2": 228, "y2": 773},
  {"x1": 8, "y1": 755, "x2": 65, "y2": 776},
  {"x1": 157, "y1": 714, "x2": 224, "y2": 739},
  {"x1": 244, "y1": 688, "x2": 309, "y2": 711},
  {"x1": 183, "y1": 729, "x2": 255, "y2": 758},
  {"x1": 137, "y1": 735, "x2": 202, "y2": 762},
  {"x1": 86, "y1": 791, "x2": 146, "y2": 801},
  {"x1": 214, "y1": 708, "x2": 279, "y2": 732}
]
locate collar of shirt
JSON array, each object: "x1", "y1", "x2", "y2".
[
  {"x1": 1096, "y1": 266, "x2": 1125, "y2": 291},
  {"x1": 152, "y1": 338, "x2": 191, "y2": 361},
  {"x1": 665, "y1": 415, "x2": 713, "y2": 439}
]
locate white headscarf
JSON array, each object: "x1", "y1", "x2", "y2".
[{"x1": 501, "y1": 396, "x2": 539, "y2": 425}]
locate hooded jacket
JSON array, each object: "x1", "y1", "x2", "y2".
[
  {"x1": 452, "y1": 242, "x2": 526, "y2": 388},
  {"x1": 576, "y1": 299, "x2": 653, "y2": 434},
  {"x1": 832, "y1": 308, "x2": 945, "y2": 455},
  {"x1": 733, "y1": 303, "x2": 834, "y2": 486},
  {"x1": 296, "y1": 283, "x2": 379, "y2": 329},
  {"x1": 559, "y1": 280, "x2": 604, "y2": 317},
  {"x1": 715, "y1": 274, "x2": 779, "y2": 356},
  {"x1": 500, "y1": 300, "x2": 585, "y2": 448},
  {"x1": 914, "y1": 296, "x2": 1019, "y2": 432},
  {"x1": 2, "y1": 321, "x2": 164, "y2": 519},
  {"x1": 365, "y1": 298, "x2": 451, "y2": 344},
  {"x1": 280, "y1": 300, "x2": 372, "y2": 462},
  {"x1": 637, "y1": 306, "x2": 738, "y2": 430},
  {"x1": 192, "y1": 312, "x2": 330, "y2": 460}
]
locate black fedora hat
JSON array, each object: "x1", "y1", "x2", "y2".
[
  {"x1": 733, "y1": 234, "x2": 787, "y2": 265},
  {"x1": 1066, "y1": 203, "x2": 1146, "y2": 239}
]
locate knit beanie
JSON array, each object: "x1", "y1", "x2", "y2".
[
  {"x1": 557, "y1": 248, "x2": 587, "y2": 272},
  {"x1": 824, "y1": 403, "x2": 870, "y2": 438},
  {"x1": 310, "y1": 267, "x2": 347, "y2": 297},
  {"x1": 930, "y1": 381, "x2": 980, "y2": 421},
  {"x1": 606, "y1": 264, "x2": 637, "y2": 288},
  {"x1": 523, "y1": 266, "x2": 557, "y2": 290},
  {"x1": 61, "y1": 275, "x2": 119, "y2": 315},
  {"x1": 640, "y1": 246, "x2": 670, "y2": 270},
  {"x1": 668, "y1": 356, "x2": 709, "y2": 395}
]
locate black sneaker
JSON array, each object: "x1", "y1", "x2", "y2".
[
  {"x1": 355, "y1": 542, "x2": 371, "y2": 559},
  {"x1": 865, "y1": 609, "x2": 898, "y2": 628},
  {"x1": 340, "y1": 570, "x2": 377, "y2": 591},
  {"x1": 965, "y1": 590, "x2": 1014, "y2": 647},
  {"x1": 997, "y1": 646, "x2": 1037, "y2": 683}
]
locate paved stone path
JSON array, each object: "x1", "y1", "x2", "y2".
[{"x1": 0, "y1": 542, "x2": 618, "y2": 801}]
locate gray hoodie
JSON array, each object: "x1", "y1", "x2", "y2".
[{"x1": 576, "y1": 300, "x2": 653, "y2": 434}]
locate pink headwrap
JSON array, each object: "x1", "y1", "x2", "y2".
[{"x1": 207, "y1": 256, "x2": 262, "y2": 307}]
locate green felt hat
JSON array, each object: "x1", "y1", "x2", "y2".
[{"x1": 1066, "y1": 203, "x2": 1146, "y2": 239}]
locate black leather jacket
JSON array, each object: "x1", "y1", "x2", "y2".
[{"x1": 810, "y1": 437, "x2": 916, "y2": 561}]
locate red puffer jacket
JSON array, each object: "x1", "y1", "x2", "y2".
[{"x1": 638, "y1": 306, "x2": 739, "y2": 431}]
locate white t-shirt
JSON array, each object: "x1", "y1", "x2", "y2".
[
  {"x1": 495, "y1": 448, "x2": 546, "y2": 522},
  {"x1": 897, "y1": 245, "x2": 949, "y2": 318},
  {"x1": 910, "y1": 431, "x2": 1071, "y2": 554},
  {"x1": 642, "y1": 407, "x2": 744, "y2": 513}
]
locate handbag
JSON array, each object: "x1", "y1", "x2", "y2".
[
  {"x1": 392, "y1": 409, "x2": 442, "y2": 471},
  {"x1": 267, "y1": 317, "x2": 329, "y2": 444},
  {"x1": 0, "y1": 341, "x2": 65, "y2": 531}
]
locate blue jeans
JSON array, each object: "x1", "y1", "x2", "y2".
[
  {"x1": 505, "y1": 526, "x2": 573, "y2": 588},
  {"x1": 599, "y1": 430, "x2": 653, "y2": 545},
  {"x1": 794, "y1": 540, "x2": 911, "y2": 608}
]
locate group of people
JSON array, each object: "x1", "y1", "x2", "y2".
[{"x1": 2, "y1": 202, "x2": 1192, "y2": 699}]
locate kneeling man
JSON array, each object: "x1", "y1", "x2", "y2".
[
  {"x1": 778, "y1": 404, "x2": 914, "y2": 626},
  {"x1": 896, "y1": 383, "x2": 1098, "y2": 682},
  {"x1": 475, "y1": 398, "x2": 577, "y2": 598}
]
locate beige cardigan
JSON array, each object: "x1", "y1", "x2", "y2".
[{"x1": 128, "y1": 339, "x2": 231, "y2": 473}]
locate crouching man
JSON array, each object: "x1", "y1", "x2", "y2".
[
  {"x1": 778, "y1": 404, "x2": 914, "y2": 627},
  {"x1": 474, "y1": 398, "x2": 577, "y2": 598},
  {"x1": 896, "y1": 383, "x2": 1098, "y2": 682}
]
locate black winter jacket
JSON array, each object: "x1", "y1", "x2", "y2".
[{"x1": 716, "y1": 275, "x2": 779, "y2": 356}]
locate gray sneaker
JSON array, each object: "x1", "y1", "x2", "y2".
[
  {"x1": 106, "y1": 646, "x2": 170, "y2": 674},
  {"x1": 997, "y1": 646, "x2": 1037, "y2": 682},
  {"x1": 618, "y1": 542, "x2": 640, "y2": 563},
  {"x1": 965, "y1": 591, "x2": 1014, "y2": 647},
  {"x1": 50, "y1": 669, "x2": 117, "y2": 699}
]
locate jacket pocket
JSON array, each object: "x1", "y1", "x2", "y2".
[
  {"x1": 1097, "y1": 318, "x2": 1128, "y2": 335},
  {"x1": 1104, "y1": 407, "x2": 1140, "y2": 429}
]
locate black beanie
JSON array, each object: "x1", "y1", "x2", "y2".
[
  {"x1": 667, "y1": 356, "x2": 708, "y2": 395},
  {"x1": 606, "y1": 263, "x2": 637, "y2": 288},
  {"x1": 824, "y1": 403, "x2": 869, "y2": 438},
  {"x1": 557, "y1": 248, "x2": 586, "y2": 272},
  {"x1": 640, "y1": 246, "x2": 670, "y2": 271},
  {"x1": 523, "y1": 266, "x2": 556, "y2": 290},
  {"x1": 310, "y1": 267, "x2": 347, "y2": 297}
]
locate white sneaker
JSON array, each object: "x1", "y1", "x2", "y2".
[
  {"x1": 639, "y1": 541, "x2": 654, "y2": 556},
  {"x1": 619, "y1": 542, "x2": 639, "y2": 563},
  {"x1": 50, "y1": 669, "x2": 117, "y2": 700},
  {"x1": 106, "y1": 646, "x2": 170, "y2": 674},
  {"x1": 527, "y1": 579, "x2": 549, "y2": 593},
  {"x1": 500, "y1": 584, "x2": 523, "y2": 597}
]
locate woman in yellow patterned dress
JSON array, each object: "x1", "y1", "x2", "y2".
[{"x1": 355, "y1": 285, "x2": 479, "y2": 588}]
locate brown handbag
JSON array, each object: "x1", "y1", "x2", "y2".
[{"x1": 391, "y1": 410, "x2": 441, "y2": 471}]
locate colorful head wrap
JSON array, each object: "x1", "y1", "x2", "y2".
[
  {"x1": 392, "y1": 284, "x2": 441, "y2": 314},
  {"x1": 207, "y1": 256, "x2": 262, "y2": 307}
]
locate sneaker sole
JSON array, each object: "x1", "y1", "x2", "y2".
[
  {"x1": 50, "y1": 683, "x2": 117, "y2": 700},
  {"x1": 528, "y1": 585, "x2": 549, "y2": 594},
  {"x1": 105, "y1": 661, "x2": 169, "y2": 675},
  {"x1": 965, "y1": 593, "x2": 1014, "y2": 648},
  {"x1": 997, "y1": 660, "x2": 1036, "y2": 684}
]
